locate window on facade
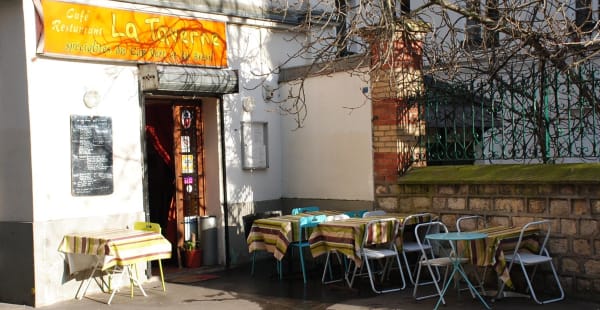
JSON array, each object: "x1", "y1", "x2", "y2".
[
  {"x1": 465, "y1": 0, "x2": 482, "y2": 48},
  {"x1": 465, "y1": 0, "x2": 501, "y2": 49},
  {"x1": 400, "y1": 0, "x2": 410, "y2": 15},
  {"x1": 484, "y1": 0, "x2": 499, "y2": 47},
  {"x1": 335, "y1": 0, "x2": 350, "y2": 57},
  {"x1": 576, "y1": 0, "x2": 595, "y2": 32}
]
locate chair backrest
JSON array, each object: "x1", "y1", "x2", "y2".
[
  {"x1": 514, "y1": 219, "x2": 552, "y2": 256},
  {"x1": 344, "y1": 209, "x2": 368, "y2": 218},
  {"x1": 134, "y1": 222, "x2": 161, "y2": 233},
  {"x1": 362, "y1": 210, "x2": 387, "y2": 217},
  {"x1": 414, "y1": 221, "x2": 450, "y2": 256},
  {"x1": 456, "y1": 215, "x2": 487, "y2": 232},
  {"x1": 362, "y1": 218, "x2": 400, "y2": 250},
  {"x1": 330, "y1": 213, "x2": 351, "y2": 221},
  {"x1": 400, "y1": 212, "x2": 435, "y2": 243},
  {"x1": 297, "y1": 214, "x2": 327, "y2": 241},
  {"x1": 291, "y1": 206, "x2": 320, "y2": 215},
  {"x1": 243, "y1": 210, "x2": 283, "y2": 239}
]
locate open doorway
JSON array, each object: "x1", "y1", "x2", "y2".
[{"x1": 144, "y1": 98, "x2": 207, "y2": 267}]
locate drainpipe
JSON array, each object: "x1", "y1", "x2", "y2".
[{"x1": 219, "y1": 97, "x2": 231, "y2": 269}]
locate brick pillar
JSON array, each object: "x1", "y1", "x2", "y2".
[{"x1": 363, "y1": 24, "x2": 427, "y2": 210}]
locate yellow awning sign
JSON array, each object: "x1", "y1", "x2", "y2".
[{"x1": 38, "y1": 0, "x2": 228, "y2": 67}]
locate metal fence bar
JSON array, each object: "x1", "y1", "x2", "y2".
[{"x1": 414, "y1": 61, "x2": 600, "y2": 165}]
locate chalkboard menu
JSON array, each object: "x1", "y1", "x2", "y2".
[{"x1": 70, "y1": 115, "x2": 114, "y2": 196}]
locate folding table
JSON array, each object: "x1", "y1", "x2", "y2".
[{"x1": 58, "y1": 228, "x2": 172, "y2": 304}]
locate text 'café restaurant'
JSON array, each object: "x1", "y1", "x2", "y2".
[{"x1": 0, "y1": 0, "x2": 306, "y2": 306}]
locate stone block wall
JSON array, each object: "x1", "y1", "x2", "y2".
[{"x1": 380, "y1": 182, "x2": 600, "y2": 300}]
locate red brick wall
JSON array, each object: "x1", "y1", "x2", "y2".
[{"x1": 368, "y1": 31, "x2": 426, "y2": 207}]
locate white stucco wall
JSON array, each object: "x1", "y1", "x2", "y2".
[
  {"x1": 281, "y1": 72, "x2": 373, "y2": 201},
  {"x1": 223, "y1": 25, "x2": 307, "y2": 205},
  {"x1": 21, "y1": 0, "x2": 146, "y2": 305}
]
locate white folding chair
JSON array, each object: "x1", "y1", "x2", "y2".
[
  {"x1": 347, "y1": 218, "x2": 406, "y2": 293},
  {"x1": 456, "y1": 215, "x2": 487, "y2": 233},
  {"x1": 400, "y1": 213, "x2": 435, "y2": 285},
  {"x1": 456, "y1": 215, "x2": 487, "y2": 295},
  {"x1": 496, "y1": 220, "x2": 565, "y2": 304},
  {"x1": 412, "y1": 221, "x2": 457, "y2": 303},
  {"x1": 321, "y1": 214, "x2": 351, "y2": 284},
  {"x1": 362, "y1": 210, "x2": 387, "y2": 217}
]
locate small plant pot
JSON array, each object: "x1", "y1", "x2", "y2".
[{"x1": 184, "y1": 249, "x2": 203, "y2": 268}]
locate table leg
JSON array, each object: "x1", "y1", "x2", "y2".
[
  {"x1": 75, "y1": 260, "x2": 102, "y2": 300},
  {"x1": 106, "y1": 265, "x2": 147, "y2": 305},
  {"x1": 434, "y1": 262, "x2": 458, "y2": 310},
  {"x1": 453, "y1": 262, "x2": 491, "y2": 309},
  {"x1": 434, "y1": 254, "x2": 491, "y2": 310}
]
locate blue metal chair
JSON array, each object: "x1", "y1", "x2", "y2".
[
  {"x1": 344, "y1": 209, "x2": 368, "y2": 218},
  {"x1": 289, "y1": 214, "x2": 327, "y2": 284},
  {"x1": 291, "y1": 206, "x2": 319, "y2": 215}
]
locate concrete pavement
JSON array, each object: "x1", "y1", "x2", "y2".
[{"x1": 2, "y1": 259, "x2": 599, "y2": 310}]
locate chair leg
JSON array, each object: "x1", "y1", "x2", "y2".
[
  {"x1": 277, "y1": 260, "x2": 283, "y2": 280},
  {"x1": 413, "y1": 261, "x2": 447, "y2": 304},
  {"x1": 299, "y1": 247, "x2": 307, "y2": 284},
  {"x1": 158, "y1": 259, "x2": 166, "y2": 292},
  {"x1": 402, "y1": 251, "x2": 416, "y2": 285},
  {"x1": 322, "y1": 251, "x2": 343, "y2": 284},
  {"x1": 251, "y1": 252, "x2": 256, "y2": 276},
  {"x1": 520, "y1": 263, "x2": 565, "y2": 304}
]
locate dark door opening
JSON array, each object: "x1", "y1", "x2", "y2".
[
  {"x1": 144, "y1": 98, "x2": 207, "y2": 267},
  {"x1": 145, "y1": 101, "x2": 176, "y2": 264}
]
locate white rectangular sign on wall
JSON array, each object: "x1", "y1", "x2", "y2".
[{"x1": 241, "y1": 122, "x2": 268, "y2": 169}]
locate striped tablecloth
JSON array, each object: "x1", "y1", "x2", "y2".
[
  {"x1": 457, "y1": 225, "x2": 540, "y2": 288},
  {"x1": 308, "y1": 213, "x2": 435, "y2": 266},
  {"x1": 58, "y1": 229, "x2": 172, "y2": 272},
  {"x1": 246, "y1": 211, "x2": 344, "y2": 261}
]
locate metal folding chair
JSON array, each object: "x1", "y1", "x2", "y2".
[
  {"x1": 291, "y1": 206, "x2": 319, "y2": 215},
  {"x1": 344, "y1": 209, "x2": 368, "y2": 218},
  {"x1": 289, "y1": 214, "x2": 327, "y2": 284},
  {"x1": 400, "y1": 213, "x2": 435, "y2": 285},
  {"x1": 347, "y1": 217, "x2": 407, "y2": 293},
  {"x1": 496, "y1": 220, "x2": 565, "y2": 304},
  {"x1": 321, "y1": 214, "x2": 351, "y2": 284},
  {"x1": 362, "y1": 210, "x2": 387, "y2": 217},
  {"x1": 456, "y1": 215, "x2": 487, "y2": 295},
  {"x1": 412, "y1": 221, "x2": 456, "y2": 303},
  {"x1": 133, "y1": 222, "x2": 165, "y2": 292}
]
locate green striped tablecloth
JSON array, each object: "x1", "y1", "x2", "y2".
[
  {"x1": 308, "y1": 213, "x2": 435, "y2": 266},
  {"x1": 457, "y1": 225, "x2": 540, "y2": 288},
  {"x1": 246, "y1": 210, "x2": 344, "y2": 261},
  {"x1": 58, "y1": 229, "x2": 172, "y2": 272}
]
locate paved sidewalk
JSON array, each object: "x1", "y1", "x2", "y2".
[{"x1": 2, "y1": 260, "x2": 599, "y2": 310}]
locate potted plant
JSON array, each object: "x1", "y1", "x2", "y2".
[{"x1": 182, "y1": 240, "x2": 202, "y2": 268}]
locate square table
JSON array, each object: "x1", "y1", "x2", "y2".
[
  {"x1": 456, "y1": 225, "x2": 540, "y2": 289},
  {"x1": 308, "y1": 213, "x2": 435, "y2": 267},
  {"x1": 246, "y1": 210, "x2": 344, "y2": 260},
  {"x1": 58, "y1": 228, "x2": 172, "y2": 304}
]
